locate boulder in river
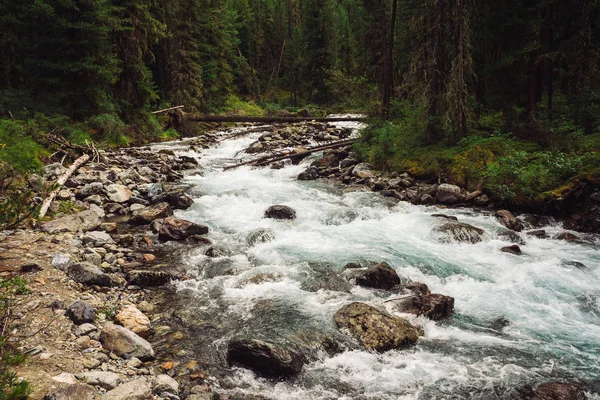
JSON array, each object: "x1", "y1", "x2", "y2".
[
  {"x1": 205, "y1": 245, "x2": 232, "y2": 258},
  {"x1": 501, "y1": 245, "x2": 523, "y2": 255},
  {"x1": 247, "y1": 228, "x2": 276, "y2": 246},
  {"x1": 129, "y1": 202, "x2": 173, "y2": 225},
  {"x1": 227, "y1": 338, "x2": 304, "y2": 378},
  {"x1": 436, "y1": 184, "x2": 465, "y2": 204},
  {"x1": 344, "y1": 262, "x2": 402, "y2": 290},
  {"x1": 334, "y1": 302, "x2": 423, "y2": 352},
  {"x1": 264, "y1": 205, "x2": 296, "y2": 220},
  {"x1": 389, "y1": 294, "x2": 455, "y2": 320},
  {"x1": 39, "y1": 210, "x2": 100, "y2": 233},
  {"x1": 495, "y1": 210, "x2": 524, "y2": 232},
  {"x1": 533, "y1": 382, "x2": 586, "y2": 400},
  {"x1": 100, "y1": 322, "x2": 155, "y2": 361},
  {"x1": 151, "y1": 217, "x2": 208, "y2": 241},
  {"x1": 431, "y1": 221, "x2": 487, "y2": 244}
]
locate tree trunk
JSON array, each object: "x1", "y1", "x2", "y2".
[{"x1": 382, "y1": 0, "x2": 399, "y2": 119}]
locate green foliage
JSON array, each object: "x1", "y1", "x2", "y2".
[
  {"x1": 88, "y1": 114, "x2": 129, "y2": 147},
  {"x1": 0, "y1": 277, "x2": 32, "y2": 400},
  {"x1": 0, "y1": 120, "x2": 48, "y2": 173},
  {"x1": 223, "y1": 95, "x2": 265, "y2": 116},
  {"x1": 0, "y1": 162, "x2": 38, "y2": 230}
]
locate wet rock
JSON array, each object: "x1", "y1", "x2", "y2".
[
  {"x1": 127, "y1": 270, "x2": 172, "y2": 287},
  {"x1": 473, "y1": 194, "x2": 490, "y2": 206},
  {"x1": 389, "y1": 294, "x2": 454, "y2": 320},
  {"x1": 102, "y1": 377, "x2": 152, "y2": 400},
  {"x1": 115, "y1": 304, "x2": 152, "y2": 338},
  {"x1": 264, "y1": 205, "x2": 296, "y2": 220},
  {"x1": 165, "y1": 192, "x2": 194, "y2": 210},
  {"x1": 66, "y1": 301, "x2": 95, "y2": 324},
  {"x1": 352, "y1": 163, "x2": 374, "y2": 178},
  {"x1": 82, "y1": 231, "x2": 114, "y2": 247},
  {"x1": 431, "y1": 214, "x2": 459, "y2": 221},
  {"x1": 495, "y1": 210, "x2": 524, "y2": 232},
  {"x1": 40, "y1": 210, "x2": 101, "y2": 233},
  {"x1": 527, "y1": 229, "x2": 548, "y2": 238},
  {"x1": 151, "y1": 217, "x2": 208, "y2": 241},
  {"x1": 562, "y1": 261, "x2": 588, "y2": 270},
  {"x1": 302, "y1": 265, "x2": 353, "y2": 293},
  {"x1": 556, "y1": 232, "x2": 582, "y2": 243},
  {"x1": 43, "y1": 384, "x2": 99, "y2": 400},
  {"x1": 501, "y1": 245, "x2": 523, "y2": 255},
  {"x1": 246, "y1": 228, "x2": 276, "y2": 246},
  {"x1": 298, "y1": 167, "x2": 319, "y2": 181},
  {"x1": 344, "y1": 262, "x2": 401, "y2": 291},
  {"x1": 205, "y1": 245, "x2": 232, "y2": 258},
  {"x1": 533, "y1": 382, "x2": 586, "y2": 400},
  {"x1": 75, "y1": 371, "x2": 123, "y2": 390},
  {"x1": 153, "y1": 374, "x2": 179, "y2": 395},
  {"x1": 432, "y1": 222, "x2": 486, "y2": 244},
  {"x1": 129, "y1": 202, "x2": 173, "y2": 225},
  {"x1": 227, "y1": 339, "x2": 304, "y2": 378},
  {"x1": 100, "y1": 322, "x2": 155, "y2": 361},
  {"x1": 436, "y1": 184, "x2": 465, "y2": 204},
  {"x1": 497, "y1": 229, "x2": 526, "y2": 245},
  {"x1": 105, "y1": 184, "x2": 132, "y2": 203},
  {"x1": 67, "y1": 262, "x2": 112, "y2": 287},
  {"x1": 334, "y1": 302, "x2": 423, "y2": 352},
  {"x1": 398, "y1": 282, "x2": 431, "y2": 296}
]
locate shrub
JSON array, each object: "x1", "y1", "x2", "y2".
[
  {"x1": 0, "y1": 162, "x2": 38, "y2": 230},
  {"x1": 0, "y1": 120, "x2": 48, "y2": 173},
  {"x1": 88, "y1": 113, "x2": 129, "y2": 147}
]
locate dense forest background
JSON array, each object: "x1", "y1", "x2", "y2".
[{"x1": 0, "y1": 0, "x2": 599, "y2": 206}]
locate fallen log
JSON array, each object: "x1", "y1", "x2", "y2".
[
  {"x1": 152, "y1": 105, "x2": 185, "y2": 114},
  {"x1": 38, "y1": 154, "x2": 90, "y2": 219},
  {"x1": 187, "y1": 115, "x2": 366, "y2": 123},
  {"x1": 224, "y1": 139, "x2": 357, "y2": 170}
]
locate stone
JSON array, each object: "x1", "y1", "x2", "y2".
[
  {"x1": 52, "y1": 372, "x2": 78, "y2": 385},
  {"x1": 400, "y1": 282, "x2": 431, "y2": 296},
  {"x1": 227, "y1": 339, "x2": 304, "y2": 378},
  {"x1": 129, "y1": 202, "x2": 173, "y2": 225},
  {"x1": 105, "y1": 184, "x2": 132, "y2": 203},
  {"x1": 66, "y1": 301, "x2": 95, "y2": 324},
  {"x1": 527, "y1": 229, "x2": 548, "y2": 238},
  {"x1": 431, "y1": 222, "x2": 486, "y2": 244},
  {"x1": 556, "y1": 232, "x2": 581, "y2": 243},
  {"x1": 75, "y1": 371, "x2": 123, "y2": 390},
  {"x1": 127, "y1": 270, "x2": 172, "y2": 287},
  {"x1": 43, "y1": 384, "x2": 99, "y2": 400},
  {"x1": 164, "y1": 192, "x2": 194, "y2": 210},
  {"x1": 264, "y1": 205, "x2": 296, "y2": 220},
  {"x1": 204, "y1": 245, "x2": 232, "y2": 258},
  {"x1": 85, "y1": 195, "x2": 103, "y2": 205},
  {"x1": 389, "y1": 294, "x2": 455, "y2": 320},
  {"x1": 115, "y1": 305, "x2": 152, "y2": 338},
  {"x1": 473, "y1": 194, "x2": 490, "y2": 206},
  {"x1": 246, "y1": 228, "x2": 276, "y2": 246},
  {"x1": 533, "y1": 382, "x2": 586, "y2": 400},
  {"x1": 100, "y1": 323, "x2": 155, "y2": 361},
  {"x1": 57, "y1": 189, "x2": 72, "y2": 200},
  {"x1": 82, "y1": 231, "x2": 114, "y2": 247},
  {"x1": 40, "y1": 210, "x2": 101, "y2": 233},
  {"x1": 67, "y1": 262, "x2": 112, "y2": 287},
  {"x1": 21, "y1": 262, "x2": 42, "y2": 273},
  {"x1": 431, "y1": 214, "x2": 459, "y2": 221},
  {"x1": 501, "y1": 245, "x2": 522, "y2": 255},
  {"x1": 43, "y1": 163, "x2": 67, "y2": 179},
  {"x1": 102, "y1": 377, "x2": 152, "y2": 400},
  {"x1": 153, "y1": 374, "x2": 179, "y2": 394},
  {"x1": 351, "y1": 163, "x2": 374, "y2": 177},
  {"x1": 89, "y1": 204, "x2": 105, "y2": 218},
  {"x1": 495, "y1": 210, "x2": 524, "y2": 232},
  {"x1": 151, "y1": 217, "x2": 208, "y2": 241},
  {"x1": 75, "y1": 323, "x2": 98, "y2": 337},
  {"x1": 345, "y1": 262, "x2": 401, "y2": 291},
  {"x1": 83, "y1": 248, "x2": 103, "y2": 266},
  {"x1": 77, "y1": 182, "x2": 104, "y2": 199},
  {"x1": 334, "y1": 302, "x2": 423, "y2": 352},
  {"x1": 436, "y1": 184, "x2": 465, "y2": 204}
]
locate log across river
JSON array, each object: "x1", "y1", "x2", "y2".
[{"x1": 150, "y1": 119, "x2": 600, "y2": 399}]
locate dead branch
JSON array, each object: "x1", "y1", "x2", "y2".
[{"x1": 152, "y1": 105, "x2": 185, "y2": 114}]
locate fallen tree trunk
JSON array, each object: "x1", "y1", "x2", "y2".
[
  {"x1": 152, "y1": 105, "x2": 185, "y2": 114},
  {"x1": 224, "y1": 139, "x2": 357, "y2": 170},
  {"x1": 38, "y1": 154, "x2": 90, "y2": 219},
  {"x1": 187, "y1": 115, "x2": 366, "y2": 123}
]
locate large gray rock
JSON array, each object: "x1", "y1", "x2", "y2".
[
  {"x1": 352, "y1": 163, "x2": 375, "y2": 178},
  {"x1": 102, "y1": 377, "x2": 152, "y2": 400},
  {"x1": 75, "y1": 371, "x2": 123, "y2": 390},
  {"x1": 129, "y1": 202, "x2": 173, "y2": 225},
  {"x1": 66, "y1": 301, "x2": 95, "y2": 324},
  {"x1": 205, "y1": 245, "x2": 232, "y2": 258},
  {"x1": 334, "y1": 302, "x2": 423, "y2": 352},
  {"x1": 264, "y1": 205, "x2": 296, "y2": 220},
  {"x1": 105, "y1": 184, "x2": 132, "y2": 203},
  {"x1": 43, "y1": 163, "x2": 67, "y2": 179},
  {"x1": 389, "y1": 294, "x2": 455, "y2": 320},
  {"x1": 431, "y1": 222, "x2": 487, "y2": 244},
  {"x1": 100, "y1": 323, "x2": 155, "y2": 361},
  {"x1": 52, "y1": 253, "x2": 74, "y2": 271},
  {"x1": 153, "y1": 375, "x2": 179, "y2": 395},
  {"x1": 82, "y1": 231, "x2": 114, "y2": 246},
  {"x1": 344, "y1": 262, "x2": 401, "y2": 291},
  {"x1": 495, "y1": 209, "x2": 524, "y2": 232},
  {"x1": 67, "y1": 262, "x2": 112, "y2": 287},
  {"x1": 77, "y1": 182, "x2": 104, "y2": 199},
  {"x1": 246, "y1": 228, "x2": 276, "y2": 246},
  {"x1": 151, "y1": 217, "x2": 208, "y2": 241},
  {"x1": 40, "y1": 210, "x2": 100, "y2": 233},
  {"x1": 43, "y1": 384, "x2": 99, "y2": 400},
  {"x1": 533, "y1": 382, "x2": 586, "y2": 400},
  {"x1": 227, "y1": 339, "x2": 304, "y2": 378},
  {"x1": 436, "y1": 184, "x2": 465, "y2": 204}
]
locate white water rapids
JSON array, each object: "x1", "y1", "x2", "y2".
[{"x1": 155, "y1": 121, "x2": 600, "y2": 399}]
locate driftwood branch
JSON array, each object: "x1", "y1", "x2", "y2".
[
  {"x1": 38, "y1": 154, "x2": 90, "y2": 218},
  {"x1": 186, "y1": 115, "x2": 366, "y2": 123},
  {"x1": 152, "y1": 105, "x2": 185, "y2": 114},
  {"x1": 224, "y1": 139, "x2": 356, "y2": 170}
]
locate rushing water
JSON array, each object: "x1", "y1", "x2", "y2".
[{"x1": 158, "y1": 121, "x2": 600, "y2": 399}]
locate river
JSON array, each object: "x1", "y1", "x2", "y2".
[{"x1": 155, "y1": 120, "x2": 600, "y2": 399}]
